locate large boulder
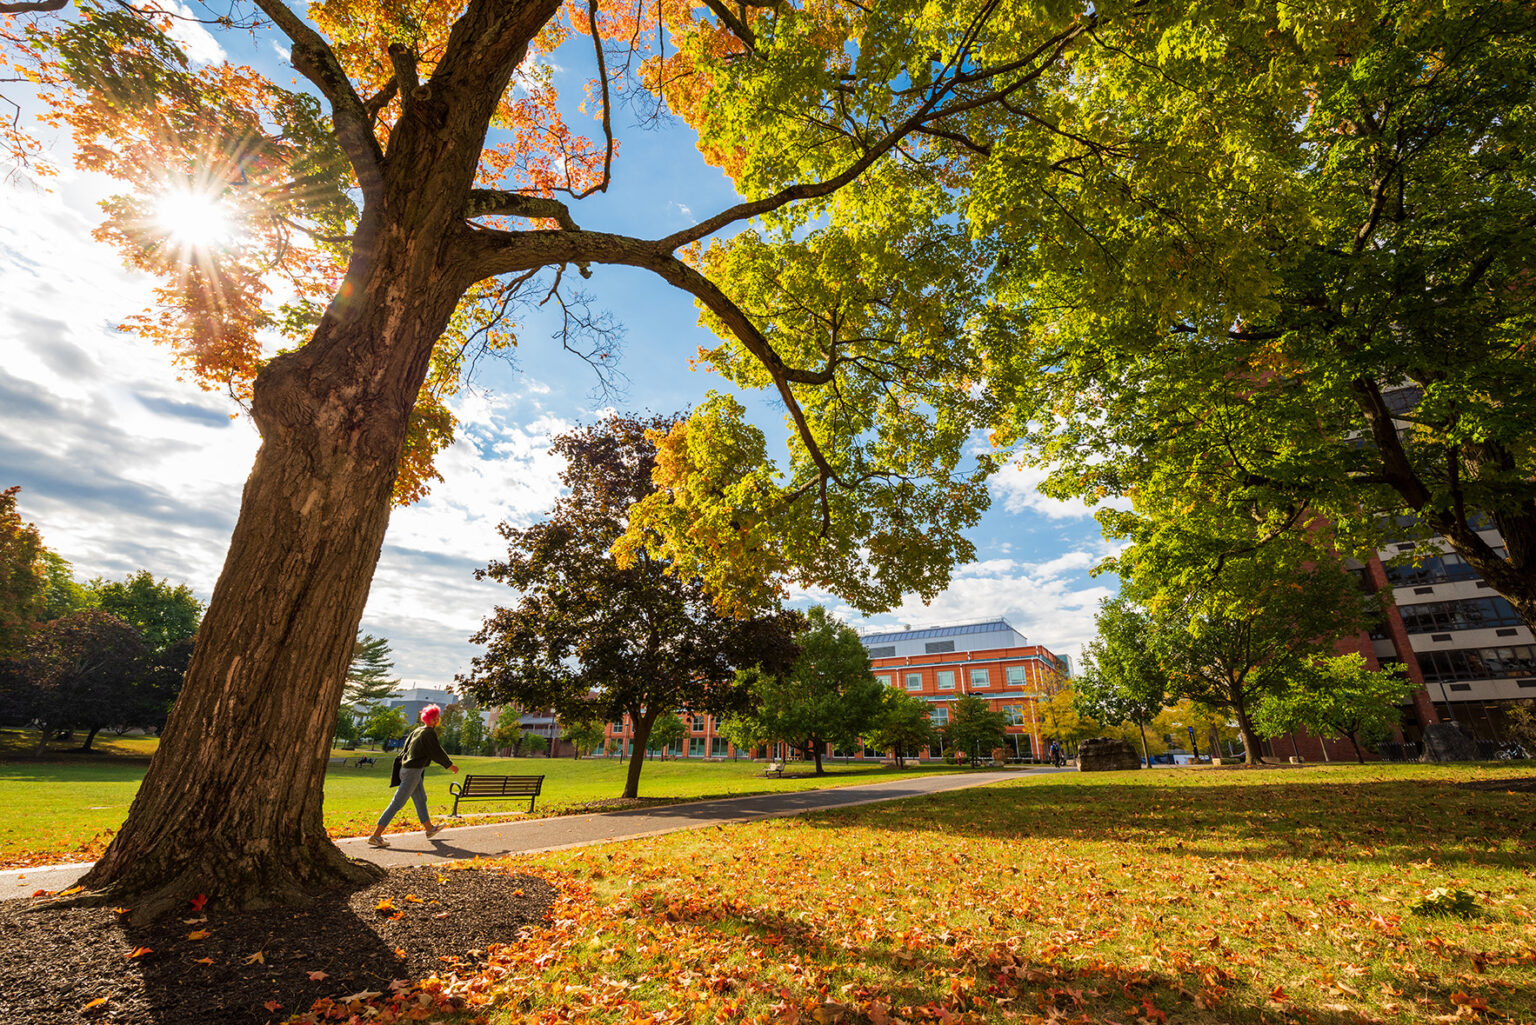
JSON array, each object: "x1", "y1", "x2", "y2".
[
  {"x1": 1420, "y1": 722, "x2": 1477, "y2": 763},
  {"x1": 1076, "y1": 737, "x2": 1142, "y2": 772}
]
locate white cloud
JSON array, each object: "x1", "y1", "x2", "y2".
[
  {"x1": 168, "y1": 4, "x2": 228, "y2": 65},
  {"x1": 990, "y1": 461, "x2": 1129, "y2": 520},
  {"x1": 809, "y1": 549, "x2": 1119, "y2": 666}
]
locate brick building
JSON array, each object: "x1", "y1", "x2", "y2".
[
  {"x1": 862, "y1": 619, "x2": 1070, "y2": 761},
  {"x1": 599, "y1": 617, "x2": 1071, "y2": 762}
]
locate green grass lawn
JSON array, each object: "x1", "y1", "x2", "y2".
[
  {"x1": 464, "y1": 761, "x2": 1536, "y2": 1025},
  {"x1": 0, "y1": 729, "x2": 966, "y2": 868}
]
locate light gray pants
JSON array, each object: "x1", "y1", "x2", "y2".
[{"x1": 377, "y1": 766, "x2": 430, "y2": 829}]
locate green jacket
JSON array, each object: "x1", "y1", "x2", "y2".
[{"x1": 400, "y1": 725, "x2": 454, "y2": 770}]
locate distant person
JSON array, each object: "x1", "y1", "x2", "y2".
[
  {"x1": 1049, "y1": 740, "x2": 1063, "y2": 767},
  {"x1": 368, "y1": 704, "x2": 459, "y2": 848}
]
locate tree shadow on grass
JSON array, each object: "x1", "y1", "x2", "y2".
[
  {"x1": 797, "y1": 777, "x2": 1536, "y2": 870},
  {"x1": 624, "y1": 887, "x2": 1396, "y2": 1025}
]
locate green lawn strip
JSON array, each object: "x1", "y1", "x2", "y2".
[
  {"x1": 0, "y1": 735, "x2": 969, "y2": 866},
  {"x1": 490, "y1": 763, "x2": 1536, "y2": 1025}
]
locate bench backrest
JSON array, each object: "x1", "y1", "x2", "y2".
[{"x1": 459, "y1": 774, "x2": 544, "y2": 797}]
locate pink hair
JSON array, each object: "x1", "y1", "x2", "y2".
[{"x1": 420, "y1": 704, "x2": 442, "y2": 725}]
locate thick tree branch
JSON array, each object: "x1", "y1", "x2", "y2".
[
  {"x1": 0, "y1": 0, "x2": 65, "y2": 12},
  {"x1": 699, "y1": 0, "x2": 757, "y2": 49},
  {"x1": 250, "y1": 0, "x2": 384, "y2": 201},
  {"x1": 466, "y1": 190, "x2": 581, "y2": 230},
  {"x1": 461, "y1": 226, "x2": 839, "y2": 483}
]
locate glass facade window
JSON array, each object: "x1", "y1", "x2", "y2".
[
  {"x1": 868, "y1": 646, "x2": 896, "y2": 658},
  {"x1": 970, "y1": 668, "x2": 990, "y2": 688},
  {"x1": 905, "y1": 673, "x2": 923, "y2": 691},
  {"x1": 936, "y1": 670, "x2": 955, "y2": 690},
  {"x1": 1397, "y1": 596, "x2": 1523, "y2": 634},
  {"x1": 875, "y1": 674, "x2": 891, "y2": 687},
  {"x1": 1383, "y1": 549, "x2": 1505, "y2": 587},
  {"x1": 1417, "y1": 645, "x2": 1536, "y2": 682},
  {"x1": 692, "y1": 716, "x2": 706, "y2": 732},
  {"x1": 711, "y1": 737, "x2": 729, "y2": 756},
  {"x1": 1001, "y1": 704, "x2": 1024, "y2": 725},
  {"x1": 1005, "y1": 665, "x2": 1027, "y2": 686},
  {"x1": 925, "y1": 640, "x2": 955, "y2": 654},
  {"x1": 929, "y1": 706, "x2": 950, "y2": 726}
]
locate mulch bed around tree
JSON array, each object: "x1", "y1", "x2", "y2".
[
  {"x1": 0, "y1": 865, "x2": 554, "y2": 1024},
  {"x1": 1456, "y1": 775, "x2": 1536, "y2": 793}
]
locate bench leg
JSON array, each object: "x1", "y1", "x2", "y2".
[{"x1": 451, "y1": 794, "x2": 460, "y2": 817}]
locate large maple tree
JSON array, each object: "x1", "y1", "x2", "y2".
[{"x1": 21, "y1": 0, "x2": 1095, "y2": 914}]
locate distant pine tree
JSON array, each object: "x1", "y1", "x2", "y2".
[{"x1": 344, "y1": 632, "x2": 400, "y2": 708}]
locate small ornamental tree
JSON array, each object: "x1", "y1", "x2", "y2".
[
  {"x1": 1076, "y1": 598, "x2": 1170, "y2": 766},
  {"x1": 362, "y1": 704, "x2": 408, "y2": 747},
  {"x1": 490, "y1": 713, "x2": 524, "y2": 757},
  {"x1": 521, "y1": 733, "x2": 549, "y2": 757},
  {"x1": 1254, "y1": 655, "x2": 1413, "y2": 763},
  {"x1": 865, "y1": 688, "x2": 936, "y2": 768},
  {"x1": 724, "y1": 606, "x2": 883, "y2": 775},
  {"x1": 648, "y1": 712, "x2": 687, "y2": 760},
  {"x1": 561, "y1": 718, "x2": 607, "y2": 759},
  {"x1": 1038, "y1": 688, "x2": 1101, "y2": 753},
  {"x1": 717, "y1": 714, "x2": 770, "y2": 761},
  {"x1": 943, "y1": 694, "x2": 1009, "y2": 766},
  {"x1": 463, "y1": 415, "x2": 800, "y2": 798}
]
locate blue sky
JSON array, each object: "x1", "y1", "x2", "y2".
[{"x1": 0, "y1": 8, "x2": 1118, "y2": 687}]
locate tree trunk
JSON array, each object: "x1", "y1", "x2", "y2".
[
  {"x1": 623, "y1": 711, "x2": 656, "y2": 799},
  {"x1": 73, "y1": 224, "x2": 476, "y2": 919},
  {"x1": 1137, "y1": 723, "x2": 1150, "y2": 767},
  {"x1": 1232, "y1": 703, "x2": 1264, "y2": 765},
  {"x1": 76, "y1": 725, "x2": 102, "y2": 753},
  {"x1": 812, "y1": 737, "x2": 824, "y2": 775},
  {"x1": 1347, "y1": 730, "x2": 1366, "y2": 763}
]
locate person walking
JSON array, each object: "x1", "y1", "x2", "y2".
[
  {"x1": 1048, "y1": 739, "x2": 1063, "y2": 767},
  {"x1": 368, "y1": 704, "x2": 459, "y2": 847}
]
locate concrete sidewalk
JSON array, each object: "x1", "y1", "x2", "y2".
[{"x1": 3, "y1": 768, "x2": 1052, "y2": 897}]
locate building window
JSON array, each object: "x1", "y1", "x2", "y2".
[
  {"x1": 1005, "y1": 665, "x2": 1027, "y2": 686},
  {"x1": 868, "y1": 645, "x2": 896, "y2": 658},
  {"x1": 1397, "y1": 596, "x2": 1523, "y2": 634},
  {"x1": 712, "y1": 737, "x2": 729, "y2": 756},
  {"x1": 929, "y1": 706, "x2": 950, "y2": 726},
  {"x1": 875, "y1": 674, "x2": 892, "y2": 688},
  {"x1": 1416, "y1": 644, "x2": 1536, "y2": 682},
  {"x1": 936, "y1": 670, "x2": 955, "y2": 690},
  {"x1": 1001, "y1": 704, "x2": 1024, "y2": 725},
  {"x1": 970, "y1": 668, "x2": 990, "y2": 688},
  {"x1": 905, "y1": 673, "x2": 923, "y2": 691},
  {"x1": 611, "y1": 720, "x2": 624, "y2": 733},
  {"x1": 925, "y1": 640, "x2": 955, "y2": 654},
  {"x1": 692, "y1": 716, "x2": 706, "y2": 733}
]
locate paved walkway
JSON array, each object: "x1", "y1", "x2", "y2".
[{"x1": 3, "y1": 769, "x2": 1052, "y2": 898}]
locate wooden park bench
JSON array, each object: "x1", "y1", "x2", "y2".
[
  {"x1": 764, "y1": 761, "x2": 784, "y2": 778},
  {"x1": 448, "y1": 774, "x2": 545, "y2": 816}
]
